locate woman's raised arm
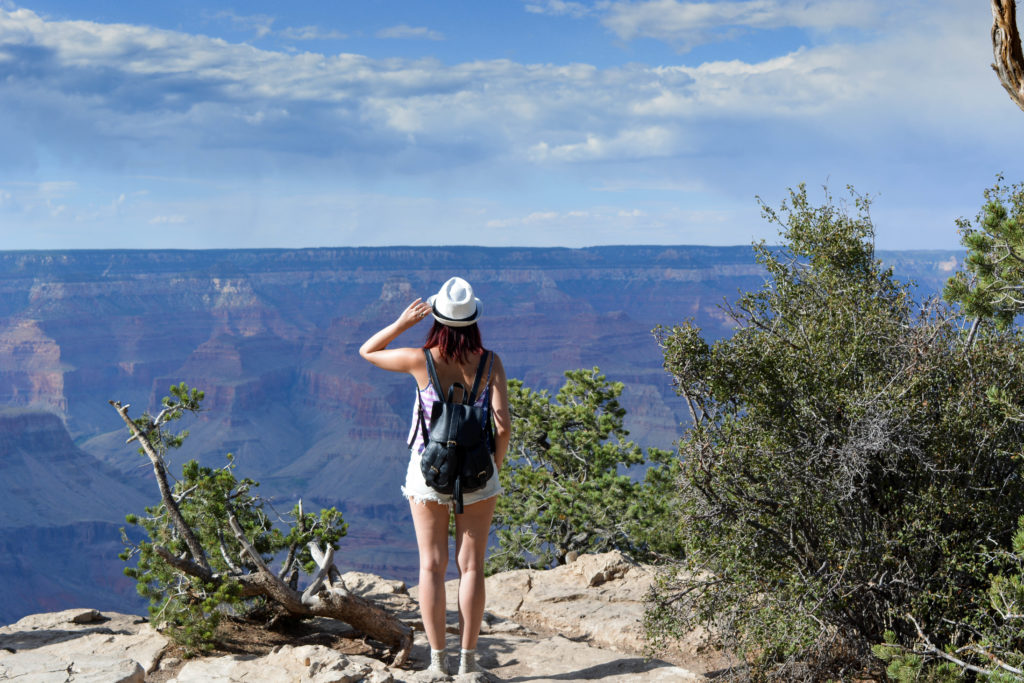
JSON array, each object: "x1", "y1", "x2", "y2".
[{"x1": 359, "y1": 298, "x2": 433, "y2": 373}]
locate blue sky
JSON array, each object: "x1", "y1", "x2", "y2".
[{"x1": 0, "y1": 0, "x2": 1020, "y2": 250}]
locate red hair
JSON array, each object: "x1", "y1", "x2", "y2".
[{"x1": 424, "y1": 321, "x2": 483, "y2": 363}]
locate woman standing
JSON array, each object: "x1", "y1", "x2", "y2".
[{"x1": 359, "y1": 277, "x2": 510, "y2": 676}]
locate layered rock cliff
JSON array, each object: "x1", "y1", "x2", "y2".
[
  {"x1": 0, "y1": 246, "x2": 961, "y2": 622},
  {"x1": 0, "y1": 410, "x2": 149, "y2": 621}
]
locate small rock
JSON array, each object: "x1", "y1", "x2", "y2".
[
  {"x1": 70, "y1": 608, "x2": 103, "y2": 624},
  {"x1": 161, "y1": 656, "x2": 182, "y2": 669},
  {"x1": 366, "y1": 669, "x2": 395, "y2": 683},
  {"x1": 571, "y1": 550, "x2": 633, "y2": 587},
  {"x1": 171, "y1": 644, "x2": 374, "y2": 682},
  {"x1": 341, "y1": 571, "x2": 408, "y2": 596}
]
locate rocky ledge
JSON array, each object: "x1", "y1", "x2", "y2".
[{"x1": 0, "y1": 552, "x2": 719, "y2": 682}]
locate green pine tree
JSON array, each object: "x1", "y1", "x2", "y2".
[{"x1": 488, "y1": 368, "x2": 681, "y2": 573}]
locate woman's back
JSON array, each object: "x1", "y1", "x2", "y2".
[{"x1": 417, "y1": 348, "x2": 491, "y2": 396}]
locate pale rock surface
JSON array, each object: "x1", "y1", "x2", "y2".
[
  {"x1": 395, "y1": 629, "x2": 703, "y2": 682},
  {"x1": 0, "y1": 608, "x2": 167, "y2": 678},
  {"x1": 0, "y1": 651, "x2": 144, "y2": 682},
  {"x1": 0, "y1": 554, "x2": 717, "y2": 681},
  {"x1": 340, "y1": 571, "x2": 408, "y2": 596},
  {"x1": 169, "y1": 644, "x2": 393, "y2": 683},
  {"x1": 414, "y1": 550, "x2": 724, "y2": 675}
]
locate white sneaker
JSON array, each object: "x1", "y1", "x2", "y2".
[
  {"x1": 458, "y1": 649, "x2": 485, "y2": 675},
  {"x1": 428, "y1": 648, "x2": 450, "y2": 676}
]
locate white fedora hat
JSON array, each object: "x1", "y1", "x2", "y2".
[{"x1": 427, "y1": 277, "x2": 482, "y2": 327}]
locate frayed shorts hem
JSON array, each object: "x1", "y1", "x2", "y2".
[
  {"x1": 402, "y1": 487, "x2": 501, "y2": 508},
  {"x1": 403, "y1": 448, "x2": 501, "y2": 508}
]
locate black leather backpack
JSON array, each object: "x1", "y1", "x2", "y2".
[{"x1": 412, "y1": 349, "x2": 494, "y2": 513}]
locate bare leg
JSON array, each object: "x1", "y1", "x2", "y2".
[
  {"x1": 408, "y1": 498, "x2": 451, "y2": 652},
  {"x1": 454, "y1": 495, "x2": 497, "y2": 651}
]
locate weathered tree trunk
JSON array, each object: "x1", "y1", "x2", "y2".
[
  {"x1": 992, "y1": 0, "x2": 1024, "y2": 113},
  {"x1": 163, "y1": 543, "x2": 414, "y2": 666}
]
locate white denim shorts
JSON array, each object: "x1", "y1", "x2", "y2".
[{"x1": 402, "y1": 448, "x2": 502, "y2": 507}]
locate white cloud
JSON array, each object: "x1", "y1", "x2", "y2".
[
  {"x1": 149, "y1": 214, "x2": 186, "y2": 224},
  {"x1": 525, "y1": 1, "x2": 594, "y2": 18},
  {"x1": 376, "y1": 25, "x2": 445, "y2": 41},
  {"x1": 0, "y1": 180, "x2": 77, "y2": 218},
  {"x1": 278, "y1": 26, "x2": 348, "y2": 41},
  {"x1": 474, "y1": 203, "x2": 735, "y2": 246},
  {"x1": 206, "y1": 10, "x2": 275, "y2": 38},
  {"x1": 0, "y1": 2, "x2": 1005, "y2": 180},
  {"x1": 36, "y1": 181, "x2": 78, "y2": 197},
  {"x1": 602, "y1": 0, "x2": 889, "y2": 49},
  {"x1": 530, "y1": 126, "x2": 682, "y2": 162}
]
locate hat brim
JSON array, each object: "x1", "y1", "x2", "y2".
[{"x1": 427, "y1": 294, "x2": 482, "y2": 327}]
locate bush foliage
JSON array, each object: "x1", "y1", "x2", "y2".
[
  {"x1": 488, "y1": 368, "x2": 681, "y2": 573},
  {"x1": 645, "y1": 185, "x2": 1024, "y2": 680}
]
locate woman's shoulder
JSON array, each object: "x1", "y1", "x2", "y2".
[{"x1": 483, "y1": 348, "x2": 505, "y2": 376}]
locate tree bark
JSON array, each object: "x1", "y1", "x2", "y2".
[{"x1": 992, "y1": 0, "x2": 1024, "y2": 113}]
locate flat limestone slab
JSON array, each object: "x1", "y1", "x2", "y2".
[
  {"x1": 0, "y1": 609, "x2": 168, "y2": 674},
  {"x1": 0, "y1": 651, "x2": 144, "y2": 682},
  {"x1": 394, "y1": 630, "x2": 703, "y2": 683},
  {"x1": 415, "y1": 551, "x2": 724, "y2": 674},
  {"x1": 169, "y1": 644, "x2": 393, "y2": 683}
]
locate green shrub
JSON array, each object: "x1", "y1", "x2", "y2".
[
  {"x1": 488, "y1": 368, "x2": 681, "y2": 573},
  {"x1": 646, "y1": 185, "x2": 1024, "y2": 680}
]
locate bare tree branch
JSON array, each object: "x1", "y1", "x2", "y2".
[
  {"x1": 309, "y1": 542, "x2": 347, "y2": 590},
  {"x1": 301, "y1": 544, "x2": 335, "y2": 603},
  {"x1": 152, "y1": 545, "x2": 215, "y2": 583},
  {"x1": 110, "y1": 400, "x2": 210, "y2": 572}
]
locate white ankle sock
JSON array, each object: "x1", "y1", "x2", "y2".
[
  {"x1": 459, "y1": 648, "x2": 484, "y2": 675},
  {"x1": 429, "y1": 648, "x2": 449, "y2": 675}
]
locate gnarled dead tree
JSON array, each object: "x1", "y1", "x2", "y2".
[
  {"x1": 111, "y1": 397, "x2": 412, "y2": 665},
  {"x1": 992, "y1": 0, "x2": 1024, "y2": 112}
]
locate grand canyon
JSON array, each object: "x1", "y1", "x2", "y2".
[{"x1": 0, "y1": 246, "x2": 960, "y2": 623}]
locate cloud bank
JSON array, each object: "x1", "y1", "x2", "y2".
[{"x1": 0, "y1": 1, "x2": 1017, "y2": 249}]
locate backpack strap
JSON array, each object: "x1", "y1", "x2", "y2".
[
  {"x1": 468, "y1": 350, "x2": 490, "y2": 404},
  {"x1": 407, "y1": 388, "x2": 429, "y2": 450},
  {"x1": 411, "y1": 348, "x2": 445, "y2": 451},
  {"x1": 482, "y1": 352, "x2": 495, "y2": 452},
  {"x1": 422, "y1": 348, "x2": 444, "y2": 397},
  {"x1": 481, "y1": 351, "x2": 495, "y2": 416}
]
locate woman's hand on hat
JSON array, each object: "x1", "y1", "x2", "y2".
[{"x1": 398, "y1": 298, "x2": 432, "y2": 329}]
